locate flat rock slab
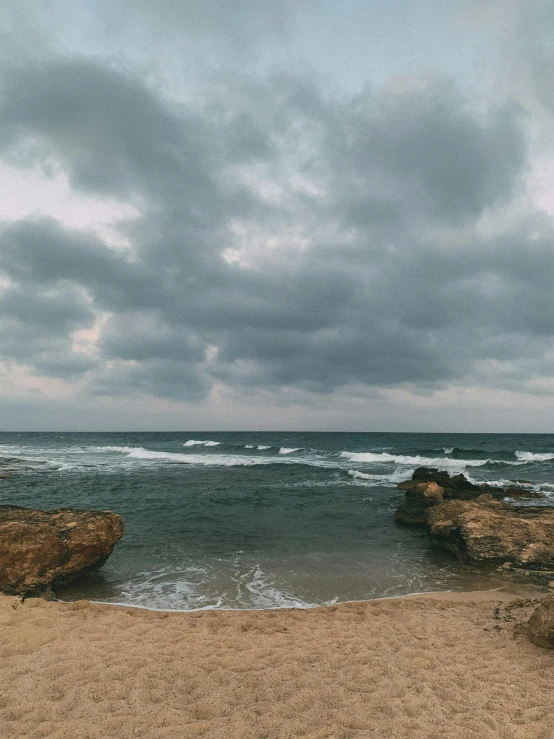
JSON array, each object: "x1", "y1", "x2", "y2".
[
  {"x1": 427, "y1": 498, "x2": 554, "y2": 571},
  {"x1": 0, "y1": 505, "x2": 124, "y2": 596}
]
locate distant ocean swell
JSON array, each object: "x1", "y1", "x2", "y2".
[{"x1": 2, "y1": 441, "x2": 554, "y2": 496}]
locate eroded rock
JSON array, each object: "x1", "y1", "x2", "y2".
[
  {"x1": 426, "y1": 496, "x2": 554, "y2": 571},
  {"x1": 395, "y1": 468, "x2": 506, "y2": 524},
  {"x1": 527, "y1": 596, "x2": 554, "y2": 649},
  {"x1": 394, "y1": 468, "x2": 554, "y2": 585},
  {"x1": 505, "y1": 487, "x2": 544, "y2": 500},
  {"x1": 394, "y1": 481, "x2": 445, "y2": 524},
  {"x1": 0, "y1": 505, "x2": 124, "y2": 596},
  {"x1": 395, "y1": 469, "x2": 542, "y2": 524}
]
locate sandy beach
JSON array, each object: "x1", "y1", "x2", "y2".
[{"x1": 1, "y1": 590, "x2": 553, "y2": 739}]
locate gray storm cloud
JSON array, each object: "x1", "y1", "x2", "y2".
[
  {"x1": 0, "y1": 52, "x2": 554, "y2": 408},
  {"x1": 0, "y1": 0, "x2": 553, "y2": 425}
]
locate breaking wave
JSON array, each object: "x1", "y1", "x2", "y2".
[
  {"x1": 96, "y1": 446, "x2": 270, "y2": 466},
  {"x1": 515, "y1": 451, "x2": 554, "y2": 462},
  {"x1": 348, "y1": 468, "x2": 414, "y2": 485},
  {"x1": 91, "y1": 445, "x2": 335, "y2": 469},
  {"x1": 340, "y1": 451, "x2": 524, "y2": 470},
  {"x1": 183, "y1": 440, "x2": 221, "y2": 447}
]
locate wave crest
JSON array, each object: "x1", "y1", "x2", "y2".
[
  {"x1": 339, "y1": 451, "x2": 522, "y2": 470},
  {"x1": 515, "y1": 451, "x2": 554, "y2": 462},
  {"x1": 348, "y1": 468, "x2": 415, "y2": 484},
  {"x1": 183, "y1": 440, "x2": 221, "y2": 447}
]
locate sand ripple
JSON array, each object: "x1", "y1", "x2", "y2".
[{"x1": 1, "y1": 592, "x2": 553, "y2": 738}]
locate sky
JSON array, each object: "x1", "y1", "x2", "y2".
[{"x1": 1, "y1": 0, "x2": 553, "y2": 432}]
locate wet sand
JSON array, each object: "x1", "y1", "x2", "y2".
[{"x1": 1, "y1": 589, "x2": 553, "y2": 738}]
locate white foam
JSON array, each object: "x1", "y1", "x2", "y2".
[
  {"x1": 110, "y1": 562, "x2": 330, "y2": 611},
  {"x1": 348, "y1": 468, "x2": 415, "y2": 485},
  {"x1": 243, "y1": 566, "x2": 320, "y2": 610},
  {"x1": 128, "y1": 448, "x2": 189, "y2": 461},
  {"x1": 444, "y1": 447, "x2": 453, "y2": 454},
  {"x1": 183, "y1": 439, "x2": 220, "y2": 447},
  {"x1": 257, "y1": 445, "x2": 271, "y2": 450},
  {"x1": 339, "y1": 451, "x2": 523, "y2": 470},
  {"x1": 92, "y1": 445, "x2": 296, "y2": 467},
  {"x1": 85, "y1": 443, "x2": 345, "y2": 469},
  {"x1": 132, "y1": 449, "x2": 273, "y2": 466},
  {"x1": 95, "y1": 445, "x2": 138, "y2": 453},
  {"x1": 94, "y1": 446, "x2": 222, "y2": 464},
  {"x1": 515, "y1": 451, "x2": 554, "y2": 462},
  {"x1": 348, "y1": 469, "x2": 375, "y2": 480},
  {"x1": 279, "y1": 447, "x2": 301, "y2": 455}
]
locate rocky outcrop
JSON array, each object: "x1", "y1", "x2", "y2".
[
  {"x1": 426, "y1": 496, "x2": 554, "y2": 572},
  {"x1": 395, "y1": 468, "x2": 543, "y2": 525},
  {"x1": 0, "y1": 505, "x2": 124, "y2": 596},
  {"x1": 395, "y1": 468, "x2": 554, "y2": 584},
  {"x1": 0, "y1": 457, "x2": 20, "y2": 479},
  {"x1": 396, "y1": 466, "x2": 504, "y2": 497},
  {"x1": 505, "y1": 487, "x2": 544, "y2": 500},
  {"x1": 0, "y1": 456, "x2": 48, "y2": 479},
  {"x1": 527, "y1": 596, "x2": 554, "y2": 648},
  {"x1": 394, "y1": 468, "x2": 507, "y2": 525},
  {"x1": 394, "y1": 481, "x2": 446, "y2": 524}
]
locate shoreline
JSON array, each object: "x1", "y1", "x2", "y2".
[{"x1": 60, "y1": 579, "x2": 546, "y2": 614}]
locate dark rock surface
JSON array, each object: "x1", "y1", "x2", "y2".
[
  {"x1": 395, "y1": 468, "x2": 507, "y2": 524},
  {"x1": 526, "y1": 596, "x2": 554, "y2": 648},
  {"x1": 0, "y1": 505, "x2": 124, "y2": 596},
  {"x1": 394, "y1": 481, "x2": 445, "y2": 524},
  {"x1": 505, "y1": 487, "x2": 544, "y2": 500}
]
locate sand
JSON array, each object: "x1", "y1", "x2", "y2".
[{"x1": 1, "y1": 590, "x2": 553, "y2": 739}]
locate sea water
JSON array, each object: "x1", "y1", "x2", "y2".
[{"x1": 1, "y1": 431, "x2": 553, "y2": 610}]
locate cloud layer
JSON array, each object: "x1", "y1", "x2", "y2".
[{"x1": 1, "y1": 0, "x2": 553, "y2": 429}]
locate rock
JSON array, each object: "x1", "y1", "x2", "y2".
[
  {"x1": 0, "y1": 505, "x2": 124, "y2": 596},
  {"x1": 0, "y1": 457, "x2": 19, "y2": 479},
  {"x1": 410, "y1": 468, "x2": 454, "y2": 486},
  {"x1": 394, "y1": 482, "x2": 445, "y2": 524},
  {"x1": 397, "y1": 479, "x2": 421, "y2": 490},
  {"x1": 0, "y1": 457, "x2": 22, "y2": 466},
  {"x1": 505, "y1": 487, "x2": 544, "y2": 500},
  {"x1": 527, "y1": 596, "x2": 554, "y2": 648},
  {"x1": 426, "y1": 497, "x2": 554, "y2": 571},
  {"x1": 407, "y1": 467, "x2": 504, "y2": 497},
  {"x1": 394, "y1": 467, "x2": 554, "y2": 586},
  {"x1": 395, "y1": 468, "x2": 505, "y2": 524}
]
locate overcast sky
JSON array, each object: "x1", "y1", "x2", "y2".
[{"x1": 1, "y1": 0, "x2": 553, "y2": 432}]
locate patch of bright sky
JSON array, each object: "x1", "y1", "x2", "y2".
[{"x1": 0, "y1": 163, "x2": 140, "y2": 249}]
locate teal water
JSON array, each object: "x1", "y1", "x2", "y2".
[{"x1": 1, "y1": 431, "x2": 554, "y2": 610}]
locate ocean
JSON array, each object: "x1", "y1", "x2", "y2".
[{"x1": 1, "y1": 431, "x2": 554, "y2": 610}]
